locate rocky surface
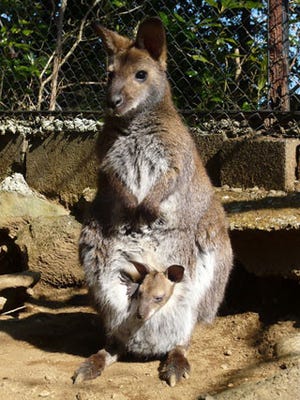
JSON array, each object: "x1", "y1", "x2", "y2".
[
  {"x1": 0, "y1": 174, "x2": 83, "y2": 289},
  {"x1": 0, "y1": 116, "x2": 103, "y2": 136},
  {"x1": 1, "y1": 116, "x2": 299, "y2": 138},
  {"x1": 201, "y1": 363, "x2": 300, "y2": 400},
  {"x1": 217, "y1": 187, "x2": 300, "y2": 231},
  {"x1": 191, "y1": 117, "x2": 300, "y2": 139}
]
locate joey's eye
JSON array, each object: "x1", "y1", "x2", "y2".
[
  {"x1": 154, "y1": 296, "x2": 164, "y2": 303},
  {"x1": 107, "y1": 71, "x2": 115, "y2": 81},
  {"x1": 135, "y1": 70, "x2": 148, "y2": 82}
]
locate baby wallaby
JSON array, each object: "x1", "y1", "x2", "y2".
[
  {"x1": 122, "y1": 261, "x2": 184, "y2": 321},
  {"x1": 72, "y1": 260, "x2": 188, "y2": 387},
  {"x1": 75, "y1": 16, "x2": 233, "y2": 386}
]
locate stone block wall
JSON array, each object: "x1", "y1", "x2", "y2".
[
  {"x1": 0, "y1": 117, "x2": 299, "y2": 207},
  {"x1": 219, "y1": 138, "x2": 299, "y2": 191},
  {"x1": 26, "y1": 131, "x2": 98, "y2": 205}
]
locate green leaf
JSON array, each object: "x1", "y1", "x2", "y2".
[
  {"x1": 174, "y1": 13, "x2": 185, "y2": 24},
  {"x1": 158, "y1": 12, "x2": 169, "y2": 26},
  {"x1": 111, "y1": 0, "x2": 126, "y2": 7},
  {"x1": 205, "y1": 0, "x2": 219, "y2": 9},
  {"x1": 186, "y1": 70, "x2": 198, "y2": 77},
  {"x1": 241, "y1": 101, "x2": 251, "y2": 111},
  {"x1": 191, "y1": 54, "x2": 212, "y2": 64},
  {"x1": 11, "y1": 26, "x2": 21, "y2": 34},
  {"x1": 22, "y1": 29, "x2": 33, "y2": 36},
  {"x1": 211, "y1": 96, "x2": 224, "y2": 103}
]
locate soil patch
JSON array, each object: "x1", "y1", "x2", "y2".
[{"x1": 0, "y1": 269, "x2": 299, "y2": 400}]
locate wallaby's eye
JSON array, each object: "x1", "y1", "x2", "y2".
[
  {"x1": 154, "y1": 295, "x2": 164, "y2": 303},
  {"x1": 107, "y1": 71, "x2": 115, "y2": 81},
  {"x1": 135, "y1": 70, "x2": 148, "y2": 82}
]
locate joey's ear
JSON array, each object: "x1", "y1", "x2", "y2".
[
  {"x1": 93, "y1": 22, "x2": 132, "y2": 55},
  {"x1": 130, "y1": 261, "x2": 149, "y2": 279},
  {"x1": 120, "y1": 271, "x2": 140, "y2": 297},
  {"x1": 166, "y1": 265, "x2": 184, "y2": 283},
  {"x1": 135, "y1": 17, "x2": 167, "y2": 69}
]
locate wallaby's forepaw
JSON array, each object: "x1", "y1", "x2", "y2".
[
  {"x1": 72, "y1": 351, "x2": 106, "y2": 384},
  {"x1": 158, "y1": 349, "x2": 191, "y2": 387},
  {"x1": 135, "y1": 202, "x2": 160, "y2": 225}
]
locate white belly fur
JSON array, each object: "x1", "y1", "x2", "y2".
[{"x1": 91, "y1": 247, "x2": 216, "y2": 357}]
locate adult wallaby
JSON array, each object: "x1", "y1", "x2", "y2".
[{"x1": 72, "y1": 17, "x2": 233, "y2": 386}]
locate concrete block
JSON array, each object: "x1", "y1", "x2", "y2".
[
  {"x1": 26, "y1": 131, "x2": 98, "y2": 205},
  {"x1": 220, "y1": 138, "x2": 300, "y2": 191},
  {"x1": 0, "y1": 133, "x2": 24, "y2": 181},
  {"x1": 192, "y1": 133, "x2": 225, "y2": 186}
]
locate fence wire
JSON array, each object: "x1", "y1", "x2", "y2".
[{"x1": 0, "y1": 1, "x2": 299, "y2": 126}]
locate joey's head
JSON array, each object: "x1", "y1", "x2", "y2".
[
  {"x1": 121, "y1": 261, "x2": 184, "y2": 322},
  {"x1": 94, "y1": 17, "x2": 168, "y2": 117}
]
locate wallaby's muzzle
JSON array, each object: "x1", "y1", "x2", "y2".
[{"x1": 107, "y1": 92, "x2": 124, "y2": 111}]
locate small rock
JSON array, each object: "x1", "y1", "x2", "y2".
[
  {"x1": 224, "y1": 349, "x2": 232, "y2": 356},
  {"x1": 275, "y1": 334, "x2": 300, "y2": 358},
  {"x1": 39, "y1": 390, "x2": 51, "y2": 397},
  {"x1": 279, "y1": 363, "x2": 288, "y2": 370},
  {"x1": 0, "y1": 173, "x2": 37, "y2": 197},
  {"x1": 231, "y1": 187, "x2": 243, "y2": 193},
  {"x1": 0, "y1": 297, "x2": 7, "y2": 311},
  {"x1": 249, "y1": 186, "x2": 259, "y2": 192},
  {"x1": 240, "y1": 120, "x2": 248, "y2": 128},
  {"x1": 111, "y1": 394, "x2": 128, "y2": 400},
  {"x1": 221, "y1": 364, "x2": 229, "y2": 370},
  {"x1": 221, "y1": 185, "x2": 230, "y2": 190}
]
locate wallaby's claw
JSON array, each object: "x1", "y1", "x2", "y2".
[
  {"x1": 183, "y1": 371, "x2": 190, "y2": 380},
  {"x1": 71, "y1": 361, "x2": 100, "y2": 384},
  {"x1": 71, "y1": 370, "x2": 84, "y2": 385},
  {"x1": 72, "y1": 352, "x2": 106, "y2": 384},
  {"x1": 168, "y1": 374, "x2": 177, "y2": 387},
  {"x1": 159, "y1": 350, "x2": 191, "y2": 387}
]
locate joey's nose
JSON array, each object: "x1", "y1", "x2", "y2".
[
  {"x1": 109, "y1": 94, "x2": 123, "y2": 109},
  {"x1": 136, "y1": 310, "x2": 146, "y2": 321}
]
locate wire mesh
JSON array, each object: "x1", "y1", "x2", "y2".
[{"x1": 0, "y1": 0, "x2": 299, "y2": 124}]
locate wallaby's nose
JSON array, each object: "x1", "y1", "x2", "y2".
[
  {"x1": 136, "y1": 310, "x2": 145, "y2": 321},
  {"x1": 109, "y1": 94, "x2": 123, "y2": 109}
]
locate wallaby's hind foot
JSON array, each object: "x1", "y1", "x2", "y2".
[
  {"x1": 72, "y1": 349, "x2": 117, "y2": 384},
  {"x1": 159, "y1": 346, "x2": 190, "y2": 387}
]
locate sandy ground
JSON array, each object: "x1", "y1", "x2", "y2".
[{"x1": 0, "y1": 282, "x2": 299, "y2": 400}]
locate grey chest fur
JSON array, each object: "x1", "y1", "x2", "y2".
[{"x1": 101, "y1": 131, "x2": 169, "y2": 203}]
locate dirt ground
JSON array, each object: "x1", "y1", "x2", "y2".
[{"x1": 0, "y1": 270, "x2": 299, "y2": 400}]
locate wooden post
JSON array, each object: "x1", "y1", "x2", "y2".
[{"x1": 268, "y1": 0, "x2": 290, "y2": 111}]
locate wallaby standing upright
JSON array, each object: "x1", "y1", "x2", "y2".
[{"x1": 72, "y1": 17, "x2": 233, "y2": 386}]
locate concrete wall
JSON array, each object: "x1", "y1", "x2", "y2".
[{"x1": 0, "y1": 118, "x2": 299, "y2": 208}]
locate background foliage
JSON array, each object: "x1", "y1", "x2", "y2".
[{"x1": 0, "y1": 0, "x2": 299, "y2": 113}]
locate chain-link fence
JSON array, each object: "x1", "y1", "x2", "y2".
[{"x1": 0, "y1": 1, "x2": 299, "y2": 128}]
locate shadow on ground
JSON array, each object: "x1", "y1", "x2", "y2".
[{"x1": 0, "y1": 295, "x2": 105, "y2": 357}]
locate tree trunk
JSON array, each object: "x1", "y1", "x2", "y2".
[
  {"x1": 268, "y1": 0, "x2": 290, "y2": 111},
  {"x1": 49, "y1": 0, "x2": 68, "y2": 111}
]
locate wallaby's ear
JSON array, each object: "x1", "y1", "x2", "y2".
[
  {"x1": 135, "y1": 17, "x2": 167, "y2": 69},
  {"x1": 120, "y1": 271, "x2": 140, "y2": 297},
  {"x1": 130, "y1": 261, "x2": 149, "y2": 280},
  {"x1": 93, "y1": 22, "x2": 132, "y2": 55},
  {"x1": 166, "y1": 265, "x2": 184, "y2": 283}
]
